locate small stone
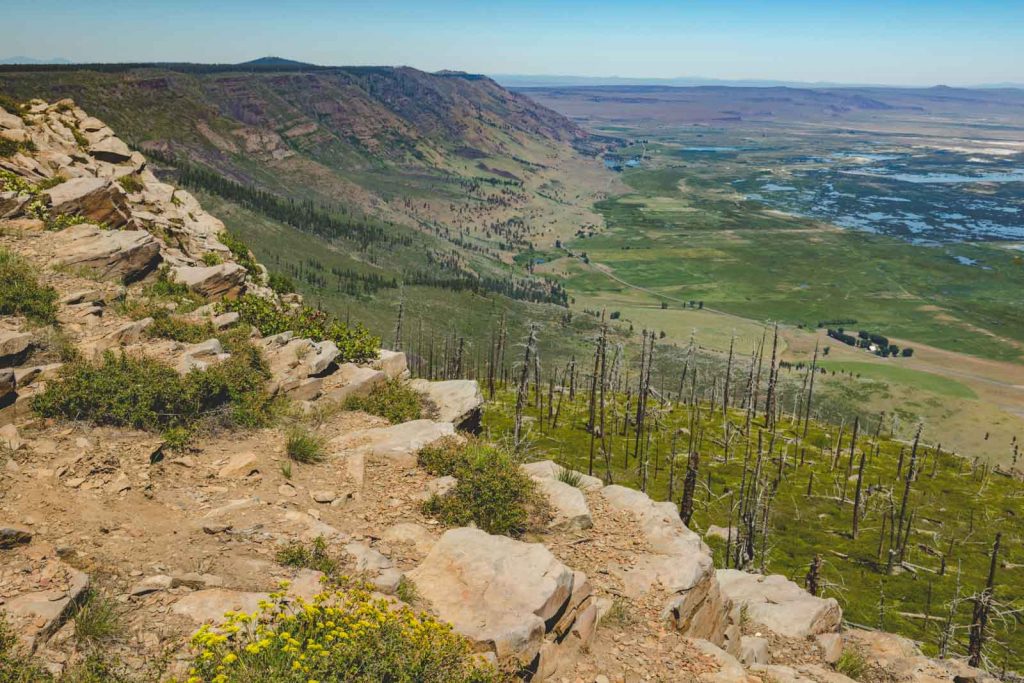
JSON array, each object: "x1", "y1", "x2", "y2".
[
  {"x1": 129, "y1": 575, "x2": 173, "y2": 597},
  {"x1": 218, "y1": 452, "x2": 259, "y2": 479},
  {"x1": 311, "y1": 490, "x2": 336, "y2": 504},
  {"x1": 202, "y1": 524, "x2": 231, "y2": 535}
]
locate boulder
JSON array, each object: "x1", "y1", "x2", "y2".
[
  {"x1": 321, "y1": 364, "x2": 386, "y2": 404},
  {"x1": 409, "y1": 379, "x2": 484, "y2": 432},
  {"x1": 0, "y1": 424, "x2": 23, "y2": 451},
  {"x1": 129, "y1": 574, "x2": 174, "y2": 597},
  {"x1": 522, "y1": 460, "x2": 604, "y2": 491},
  {"x1": 42, "y1": 176, "x2": 132, "y2": 228},
  {"x1": 87, "y1": 135, "x2": 132, "y2": 163},
  {"x1": 533, "y1": 477, "x2": 593, "y2": 530},
  {"x1": 329, "y1": 419, "x2": 455, "y2": 467},
  {"x1": 842, "y1": 629, "x2": 999, "y2": 683},
  {"x1": 171, "y1": 263, "x2": 247, "y2": 300},
  {"x1": 52, "y1": 224, "x2": 160, "y2": 281},
  {"x1": 1, "y1": 190, "x2": 30, "y2": 218},
  {"x1": 0, "y1": 330, "x2": 33, "y2": 364},
  {"x1": 716, "y1": 569, "x2": 842, "y2": 638},
  {"x1": 306, "y1": 341, "x2": 339, "y2": 376},
  {"x1": 816, "y1": 632, "x2": 844, "y2": 664},
  {"x1": 406, "y1": 527, "x2": 575, "y2": 666},
  {"x1": 375, "y1": 349, "x2": 409, "y2": 379},
  {"x1": 343, "y1": 541, "x2": 393, "y2": 573}
]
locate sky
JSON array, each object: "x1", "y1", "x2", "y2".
[{"x1": 2, "y1": 0, "x2": 1022, "y2": 86}]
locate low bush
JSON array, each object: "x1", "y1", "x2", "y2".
[
  {"x1": 275, "y1": 536, "x2": 340, "y2": 576},
  {"x1": 0, "y1": 248, "x2": 58, "y2": 324},
  {"x1": 422, "y1": 442, "x2": 547, "y2": 537},
  {"x1": 32, "y1": 346, "x2": 276, "y2": 432},
  {"x1": 417, "y1": 436, "x2": 471, "y2": 476},
  {"x1": 267, "y1": 271, "x2": 295, "y2": 294},
  {"x1": 344, "y1": 379, "x2": 422, "y2": 424},
  {"x1": 285, "y1": 425, "x2": 325, "y2": 463},
  {"x1": 222, "y1": 294, "x2": 379, "y2": 363},
  {"x1": 181, "y1": 583, "x2": 501, "y2": 683},
  {"x1": 45, "y1": 212, "x2": 93, "y2": 232},
  {"x1": 217, "y1": 231, "x2": 259, "y2": 278}
]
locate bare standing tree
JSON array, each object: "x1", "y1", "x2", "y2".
[
  {"x1": 512, "y1": 325, "x2": 538, "y2": 449},
  {"x1": 968, "y1": 532, "x2": 1002, "y2": 668}
]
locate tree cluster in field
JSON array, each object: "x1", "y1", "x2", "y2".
[{"x1": 827, "y1": 328, "x2": 913, "y2": 357}]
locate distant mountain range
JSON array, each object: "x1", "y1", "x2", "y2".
[
  {"x1": 0, "y1": 56, "x2": 71, "y2": 65},
  {"x1": 492, "y1": 73, "x2": 1024, "y2": 91}
]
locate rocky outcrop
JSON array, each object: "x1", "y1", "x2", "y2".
[
  {"x1": 41, "y1": 176, "x2": 133, "y2": 228},
  {"x1": 51, "y1": 224, "x2": 161, "y2": 282},
  {"x1": 600, "y1": 485, "x2": 730, "y2": 644},
  {"x1": 410, "y1": 378, "x2": 484, "y2": 432},
  {"x1": 406, "y1": 527, "x2": 596, "y2": 675},
  {"x1": 523, "y1": 460, "x2": 604, "y2": 490},
  {"x1": 1, "y1": 548, "x2": 90, "y2": 653},
  {"x1": 171, "y1": 263, "x2": 247, "y2": 300},
  {"x1": 716, "y1": 569, "x2": 842, "y2": 639}
]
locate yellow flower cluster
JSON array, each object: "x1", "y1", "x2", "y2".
[{"x1": 176, "y1": 580, "x2": 500, "y2": 683}]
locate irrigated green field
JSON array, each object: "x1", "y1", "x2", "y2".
[{"x1": 565, "y1": 136, "x2": 1024, "y2": 364}]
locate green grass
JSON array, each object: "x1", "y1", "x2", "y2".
[
  {"x1": 818, "y1": 361, "x2": 977, "y2": 400},
  {"x1": 483, "y1": 387, "x2": 1024, "y2": 670},
  {"x1": 74, "y1": 590, "x2": 123, "y2": 644}
]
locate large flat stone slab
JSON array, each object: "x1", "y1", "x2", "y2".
[
  {"x1": 410, "y1": 379, "x2": 483, "y2": 432},
  {"x1": 52, "y1": 224, "x2": 160, "y2": 282},
  {"x1": 716, "y1": 569, "x2": 842, "y2": 639},
  {"x1": 406, "y1": 527, "x2": 576, "y2": 666},
  {"x1": 329, "y1": 419, "x2": 455, "y2": 467}
]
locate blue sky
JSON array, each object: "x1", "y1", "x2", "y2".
[{"x1": 3, "y1": 0, "x2": 1022, "y2": 85}]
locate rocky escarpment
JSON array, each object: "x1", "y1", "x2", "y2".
[{"x1": 0, "y1": 99, "x2": 999, "y2": 683}]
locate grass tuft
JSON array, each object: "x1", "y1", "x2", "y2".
[
  {"x1": 285, "y1": 426, "x2": 325, "y2": 464},
  {"x1": 0, "y1": 248, "x2": 58, "y2": 324}
]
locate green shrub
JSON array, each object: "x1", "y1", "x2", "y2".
[
  {"x1": 146, "y1": 309, "x2": 215, "y2": 343},
  {"x1": 201, "y1": 251, "x2": 223, "y2": 266},
  {"x1": 222, "y1": 294, "x2": 379, "y2": 363},
  {"x1": 32, "y1": 346, "x2": 276, "y2": 432},
  {"x1": 276, "y1": 536, "x2": 340, "y2": 576},
  {"x1": 422, "y1": 442, "x2": 547, "y2": 537},
  {"x1": 183, "y1": 583, "x2": 501, "y2": 683},
  {"x1": 285, "y1": 425, "x2": 325, "y2": 463},
  {"x1": 116, "y1": 174, "x2": 144, "y2": 194},
  {"x1": 0, "y1": 248, "x2": 58, "y2": 324},
  {"x1": 217, "y1": 231, "x2": 259, "y2": 277},
  {"x1": 267, "y1": 271, "x2": 295, "y2": 294},
  {"x1": 344, "y1": 379, "x2": 422, "y2": 424},
  {"x1": 417, "y1": 436, "x2": 471, "y2": 476}
]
